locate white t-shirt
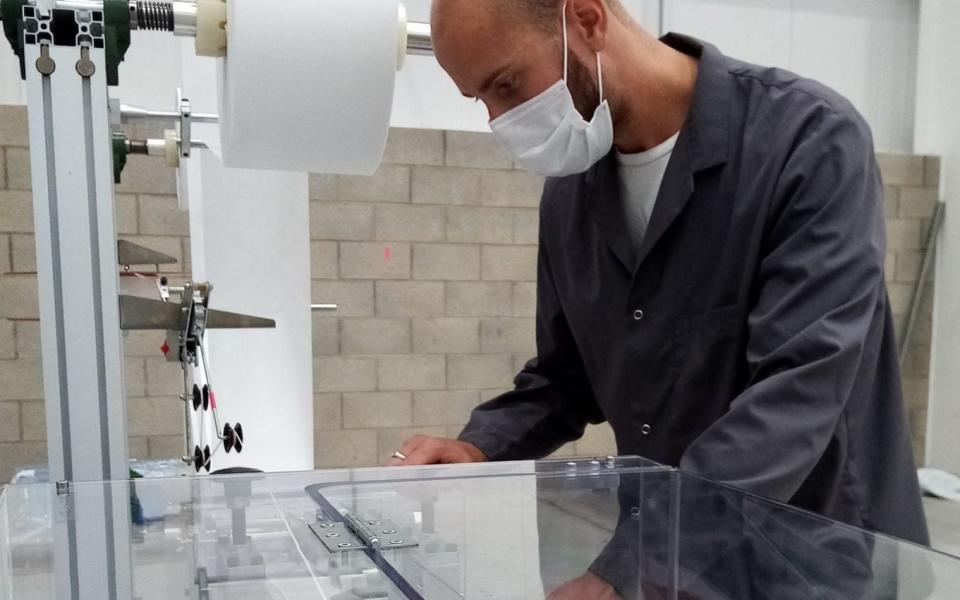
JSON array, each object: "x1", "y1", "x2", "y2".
[{"x1": 616, "y1": 132, "x2": 680, "y2": 249}]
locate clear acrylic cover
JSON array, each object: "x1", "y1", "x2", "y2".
[{"x1": 0, "y1": 456, "x2": 957, "y2": 599}]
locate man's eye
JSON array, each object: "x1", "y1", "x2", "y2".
[{"x1": 496, "y1": 79, "x2": 516, "y2": 97}]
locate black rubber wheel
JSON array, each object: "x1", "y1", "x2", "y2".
[{"x1": 223, "y1": 423, "x2": 235, "y2": 454}]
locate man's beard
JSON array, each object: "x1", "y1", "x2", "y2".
[{"x1": 567, "y1": 51, "x2": 601, "y2": 120}]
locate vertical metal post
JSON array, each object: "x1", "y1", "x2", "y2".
[
  {"x1": 658, "y1": 0, "x2": 666, "y2": 36},
  {"x1": 22, "y1": 4, "x2": 131, "y2": 599},
  {"x1": 899, "y1": 201, "x2": 946, "y2": 367}
]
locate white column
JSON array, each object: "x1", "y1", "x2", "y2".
[
  {"x1": 187, "y1": 150, "x2": 315, "y2": 473},
  {"x1": 915, "y1": 0, "x2": 960, "y2": 472}
]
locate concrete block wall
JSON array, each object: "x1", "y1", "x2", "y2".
[
  {"x1": 308, "y1": 128, "x2": 606, "y2": 468},
  {"x1": 0, "y1": 102, "x2": 941, "y2": 480}
]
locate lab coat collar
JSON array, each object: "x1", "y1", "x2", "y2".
[
  {"x1": 583, "y1": 34, "x2": 731, "y2": 273},
  {"x1": 660, "y1": 33, "x2": 731, "y2": 172}
]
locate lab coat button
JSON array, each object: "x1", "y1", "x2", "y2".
[
  {"x1": 641, "y1": 424, "x2": 652, "y2": 435},
  {"x1": 633, "y1": 309, "x2": 644, "y2": 321}
]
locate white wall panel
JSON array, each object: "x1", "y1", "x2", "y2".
[
  {"x1": 664, "y1": 0, "x2": 794, "y2": 67},
  {"x1": 663, "y1": 0, "x2": 919, "y2": 151}
]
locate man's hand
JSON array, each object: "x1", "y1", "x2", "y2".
[
  {"x1": 546, "y1": 572, "x2": 623, "y2": 600},
  {"x1": 387, "y1": 435, "x2": 487, "y2": 466}
]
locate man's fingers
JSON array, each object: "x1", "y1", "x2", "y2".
[
  {"x1": 384, "y1": 434, "x2": 432, "y2": 466},
  {"x1": 402, "y1": 440, "x2": 443, "y2": 465},
  {"x1": 398, "y1": 434, "x2": 428, "y2": 457},
  {"x1": 387, "y1": 436, "x2": 486, "y2": 466}
]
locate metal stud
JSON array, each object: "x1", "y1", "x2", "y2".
[
  {"x1": 75, "y1": 47, "x2": 95, "y2": 78},
  {"x1": 36, "y1": 45, "x2": 55, "y2": 75}
]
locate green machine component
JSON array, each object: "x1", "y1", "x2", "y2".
[
  {"x1": 0, "y1": 0, "x2": 28, "y2": 78},
  {"x1": 103, "y1": 0, "x2": 131, "y2": 86},
  {"x1": 112, "y1": 131, "x2": 128, "y2": 183}
]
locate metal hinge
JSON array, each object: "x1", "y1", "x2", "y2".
[{"x1": 309, "y1": 511, "x2": 418, "y2": 553}]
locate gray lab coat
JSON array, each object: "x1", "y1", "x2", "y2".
[{"x1": 459, "y1": 34, "x2": 929, "y2": 545}]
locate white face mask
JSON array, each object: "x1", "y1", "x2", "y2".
[{"x1": 489, "y1": 2, "x2": 614, "y2": 177}]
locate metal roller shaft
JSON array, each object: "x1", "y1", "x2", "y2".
[{"x1": 406, "y1": 21, "x2": 433, "y2": 56}]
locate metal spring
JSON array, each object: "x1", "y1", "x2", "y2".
[{"x1": 136, "y1": 1, "x2": 174, "y2": 31}]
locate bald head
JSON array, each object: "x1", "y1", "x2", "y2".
[{"x1": 498, "y1": 0, "x2": 632, "y2": 30}]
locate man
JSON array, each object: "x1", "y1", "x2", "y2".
[{"x1": 392, "y1": 0, "x2": 928, "y2": 579}]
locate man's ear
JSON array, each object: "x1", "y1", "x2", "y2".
[{"x1": 568, "y1": 0, "x2": 609, "y2": 53}]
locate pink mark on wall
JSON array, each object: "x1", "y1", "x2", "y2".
[{"x1": 384, "y1": 246, "x2": 393, "y2": 260}]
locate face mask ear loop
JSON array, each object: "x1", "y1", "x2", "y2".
[
  {"x1": 597, "y1": 52, "x2": 604, "y2": 103},
  {"x1": 562, "y1": 1, "x2": 569, "y2": 83}
]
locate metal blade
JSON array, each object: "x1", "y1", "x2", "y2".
[
  {"x1": 119, "y1": 296, "x2": 275, "y2": 331},
  {"x1": 119, "y1": 295, "x2": 184, "y2": 331},
  {"x1": 206, "y1": 309, "x2": 275, "y2": 329},
  {"x1": 117, "y1": 240, "x2": 178, "y2": 266}
]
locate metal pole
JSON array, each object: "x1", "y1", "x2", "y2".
[
  {"x1": 658, "y1": 0, "x2": 665, "y2": 36},
  {"x1": 899, "y1": 201, "x2": 946, "y2": 367},
  {"x1": 406, "y1": 21, "x2": 433, "y2": 56},
  {"x1": 120, "y1": 103, "x2": 218, "y2": 123}
]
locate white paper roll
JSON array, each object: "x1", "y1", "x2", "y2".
[{"x1": 218, "y1": 0, "x2": 401, "y2": 175}]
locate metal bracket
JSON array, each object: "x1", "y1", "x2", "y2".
[
  {"x1": 178, "y1": 87, "x2": 191, "y2": 158},
  {"x1": 310, "y1": 512, "x2": 418, "y2": 553}
]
